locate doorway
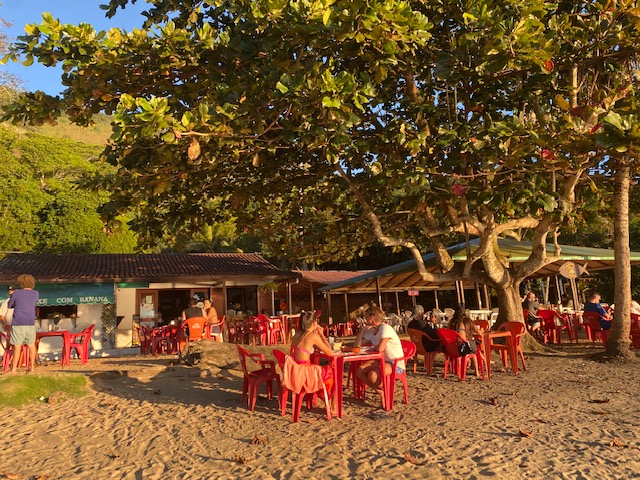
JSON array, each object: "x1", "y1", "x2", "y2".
[
  {"x1": 158, "y1": 290, "x2": 191, "y2": 325},
  {"x1": 227, "y1": 286, "x2": 257, "y2": 315}
]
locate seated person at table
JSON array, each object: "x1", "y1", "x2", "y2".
[
  {"x1": 354, "y1": 306, "x2": 405, "y2": 408},
  {"x1": 288, "y1": 311, "x2": 336, "y2": 412},
  {"x1": 522, "y1": 292, "x2": 543, "y2": 338},
  {"x1": 561, "y1": 293, "x2": 575, "y2": 310},
  {"x1": 182, "y1": 298, "x2": 204, "y2": 321},
  {"x1": 584, "y1": 292, "x2": 612, "y2": 330},
  {"x1": 203, "y1": 299, "x2": 223, "y2": 337},
  {"x1": 448, "y1": 307, "x2": 483, "y2": 377},
  {"x1": 407, "y1": 304, "x2": 440, "y2": 353}
]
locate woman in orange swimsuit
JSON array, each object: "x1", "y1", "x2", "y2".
[{"x1": 290, "y1": 311, "x2": 336, "y2": 411}]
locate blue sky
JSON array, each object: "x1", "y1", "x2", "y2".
[{"x1": 2, "y1": 0, "x2": 147, "y2": 94}]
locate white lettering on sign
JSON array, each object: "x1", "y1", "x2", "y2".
[
  {"x1": 37, "y1": 299, "x2": 49, "y2": 306},
  {"x1": 79, "y1": 296, "x2": 109, "y2": 303},
  {"x1": 56, "y1": 297, "x2": 74, "y2": 304}
]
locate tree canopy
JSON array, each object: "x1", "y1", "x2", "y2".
[{"x1": 2, "y1": 0, "x2": 640, "y2": 322}]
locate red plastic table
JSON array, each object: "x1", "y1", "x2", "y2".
[
  {"x1": 482, "y1": 330, "x2": 516, "y2": 380},
  {"x1": 313, "y1": 348, "x2": 387, "y2": 417},
  {"x1": 36, "y1": 330, "x2": 71, "y2": 367}
]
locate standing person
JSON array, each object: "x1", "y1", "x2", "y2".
[
  {"x1": 354, "y1": 305, "x2": 405, "y2": 408},
  {"x1": 584, "y1": 292, "x2": 612, "y2": 330},
  {"x1": 0, "y1": 285, "x2": 15, "y2": 334},
  {"x1": 7, "y1": 275, "x2": 39, "y2": 374}
]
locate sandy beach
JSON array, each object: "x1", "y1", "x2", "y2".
[{"x1": 1, "y1": 339, "x2": 639, "y2": 480}]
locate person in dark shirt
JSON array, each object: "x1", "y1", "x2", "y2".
[
  {"x1": 182, "y1": 298, "x2": 204, "y2": 321},
  {"x1": 407, "y1": 305, "x2": 440, "y2": 352},
  {"x1": 583, "y1": 292, "x2": 612, "y2": 330},
  {"x1": 522, "y1": 292, "x2": 543, "y2": 338}
]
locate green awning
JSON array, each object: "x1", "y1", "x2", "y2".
[{"x1": 2, "y1": 284, "x2": 118, "y2": 306}]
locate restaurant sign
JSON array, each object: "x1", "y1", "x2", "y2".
[
  {"x1": 35, "y1": 283, "x2": 115, "y2": 306},
  {"x1": 407, "y1": 290, "x2": 420, "y2": 296}
]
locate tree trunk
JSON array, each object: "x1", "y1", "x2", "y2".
[
  {"x1": 606, "y1": 163, "x2": 635, "y2": 361},
  {"x1": 493, "y1": 280, "x2": 545, "y2": 351},
  {"x1": 494, "y1": 282, "x2": 523, "y2": 326}
]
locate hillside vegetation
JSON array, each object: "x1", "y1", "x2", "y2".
[
  {"x1": 6, "y1": 113, "x2": 112, "y2": 146},
  {"x1": 0, "y1": 123, "x2": 137, "y2": 254}
]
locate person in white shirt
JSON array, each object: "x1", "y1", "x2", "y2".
[
  {"x1": 0, "y1": 285, "x2": 15, "y2": 333},
  {"x1": 354, "y1": 305, "x2": 405, "y2": 408}
]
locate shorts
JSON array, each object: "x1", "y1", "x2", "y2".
[
  {"x1": 526, "y1": 316, "x2": 541, "y2": 329},
  {"x1": 386, "y1": 361, "x2": 405, "y2": 375},
  {"x1": 10, "y1": 325, "x2": 36, "y2": 346}
]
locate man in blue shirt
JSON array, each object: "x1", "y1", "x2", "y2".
[{"x1": 583, "y1": 292, "x2": 612, "y2": 330}]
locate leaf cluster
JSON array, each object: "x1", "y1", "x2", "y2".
[{"x1": 2, "y1": 0, "x2": 640, "y2": 276}]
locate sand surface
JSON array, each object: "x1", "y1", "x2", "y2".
[{"x1": 1, "y1": 339, "x2": 639, "y2": 480}]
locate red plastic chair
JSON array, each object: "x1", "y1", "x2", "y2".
[
  {"x1": 1, "y1": 331, "x2": 32, "y2": 371},
  {"x1": 537, "y1": 309, "x2": 572, "y2": 344},
  {"x1": 436, "y1": 328, "x2": 481, "y2": 381},
  {"x1": 69, "y1": 324, "x2": 95, "y2": 364},
  {"x1": 384, "y1": 340, "x2": 417, "y2": 410},
  {"x1": 178, "y1": 317, "x2": 207, "y2": 351},
  {"x1": 273, "y1": 349, "x2": 331, "y2": 423},
  {"x1": 236, "y1": 345, "x2": 280, "y2": 411},
  {"x1": 630, "y1": 313, "x2": 640, "y2": 349},
  {"x1": 407, "y1": 328, "x2": 440, "y2": 375},
  {"x1": 208, "y1": 315, "x2": 225, "y2": 342},
  {"x1": 242, "y1": 317, "x2": 263, "y2": 346},
  {"x1": 269, "y1": 318, "x2": 286, "y2": 345},
  {"x1": 473, "y1": 319, "x2": 490, "y2": 332},
  {"x1": 491, "y1": 322, "x2": 526, "y2": 372},
  {"x1": 227, "y1": 319, "x2": 242, "y2": 344},
  {"x1": 582, "y1": 311, "x2": 610, "y2": 347},
  {"x1": 151, "y1": 326, "x2": 170, "y2": 355},
  {"x1": 136, "y1": 325, "x2": 152, "y2": 355}
]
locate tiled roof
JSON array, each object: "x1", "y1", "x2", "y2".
[
  {"x1": 294, "y1": 270, "x2": 373, "y2": 286},
  {"x1": 0, "y1": 253, "x2": 297, "y2": 284}
]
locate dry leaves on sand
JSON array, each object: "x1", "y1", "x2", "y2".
[
  {"x1": 251, "y1": 434, "x2": 268, "y2": 445},
  {"x1": 590, "y1": 398, "x2": 610, "y2": 404},
  {"x1": 234, "y1": 455, "x2": 250, "y2": 464},
  {"x1": 1, "y1": 473, "x2": 21, "y2": 480},
  {"x1": 609, "y1": 438, "x2": 628, "y2": 448},
  {"x1": 404, "y1": 452, "x2": 422, "y2": 465},
  {"x1": 591, "y1": 411, "x2": 609, "y2": 415},
  {"x1": 518, "y1": 429, "x2": 533, "y2": 438},
  {"x1": 488, "y1": 397, "x2": 499, "y2": 406}
]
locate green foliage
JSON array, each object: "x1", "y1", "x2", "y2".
[
  {"x1": 0, "y1": 373, "x2": 89, "y2": 408},
  {"x1": 3, "y1": 0, "x2": 640, "y2": 289}
]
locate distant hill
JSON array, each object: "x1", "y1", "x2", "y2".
[{"x1": 10, "y1": 114, "x2": 112, "y2": 146}]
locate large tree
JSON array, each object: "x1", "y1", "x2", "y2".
[{"x1": 3, "y1": 0, "x2": 640, "y2": 351}]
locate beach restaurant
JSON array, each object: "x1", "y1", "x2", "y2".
[
  {"x1": 0, "y1": 253, "x2": 299, "y2": 352},
  {"x1": 319, "y1": 238, "x2": 640, "y2": 318}
]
